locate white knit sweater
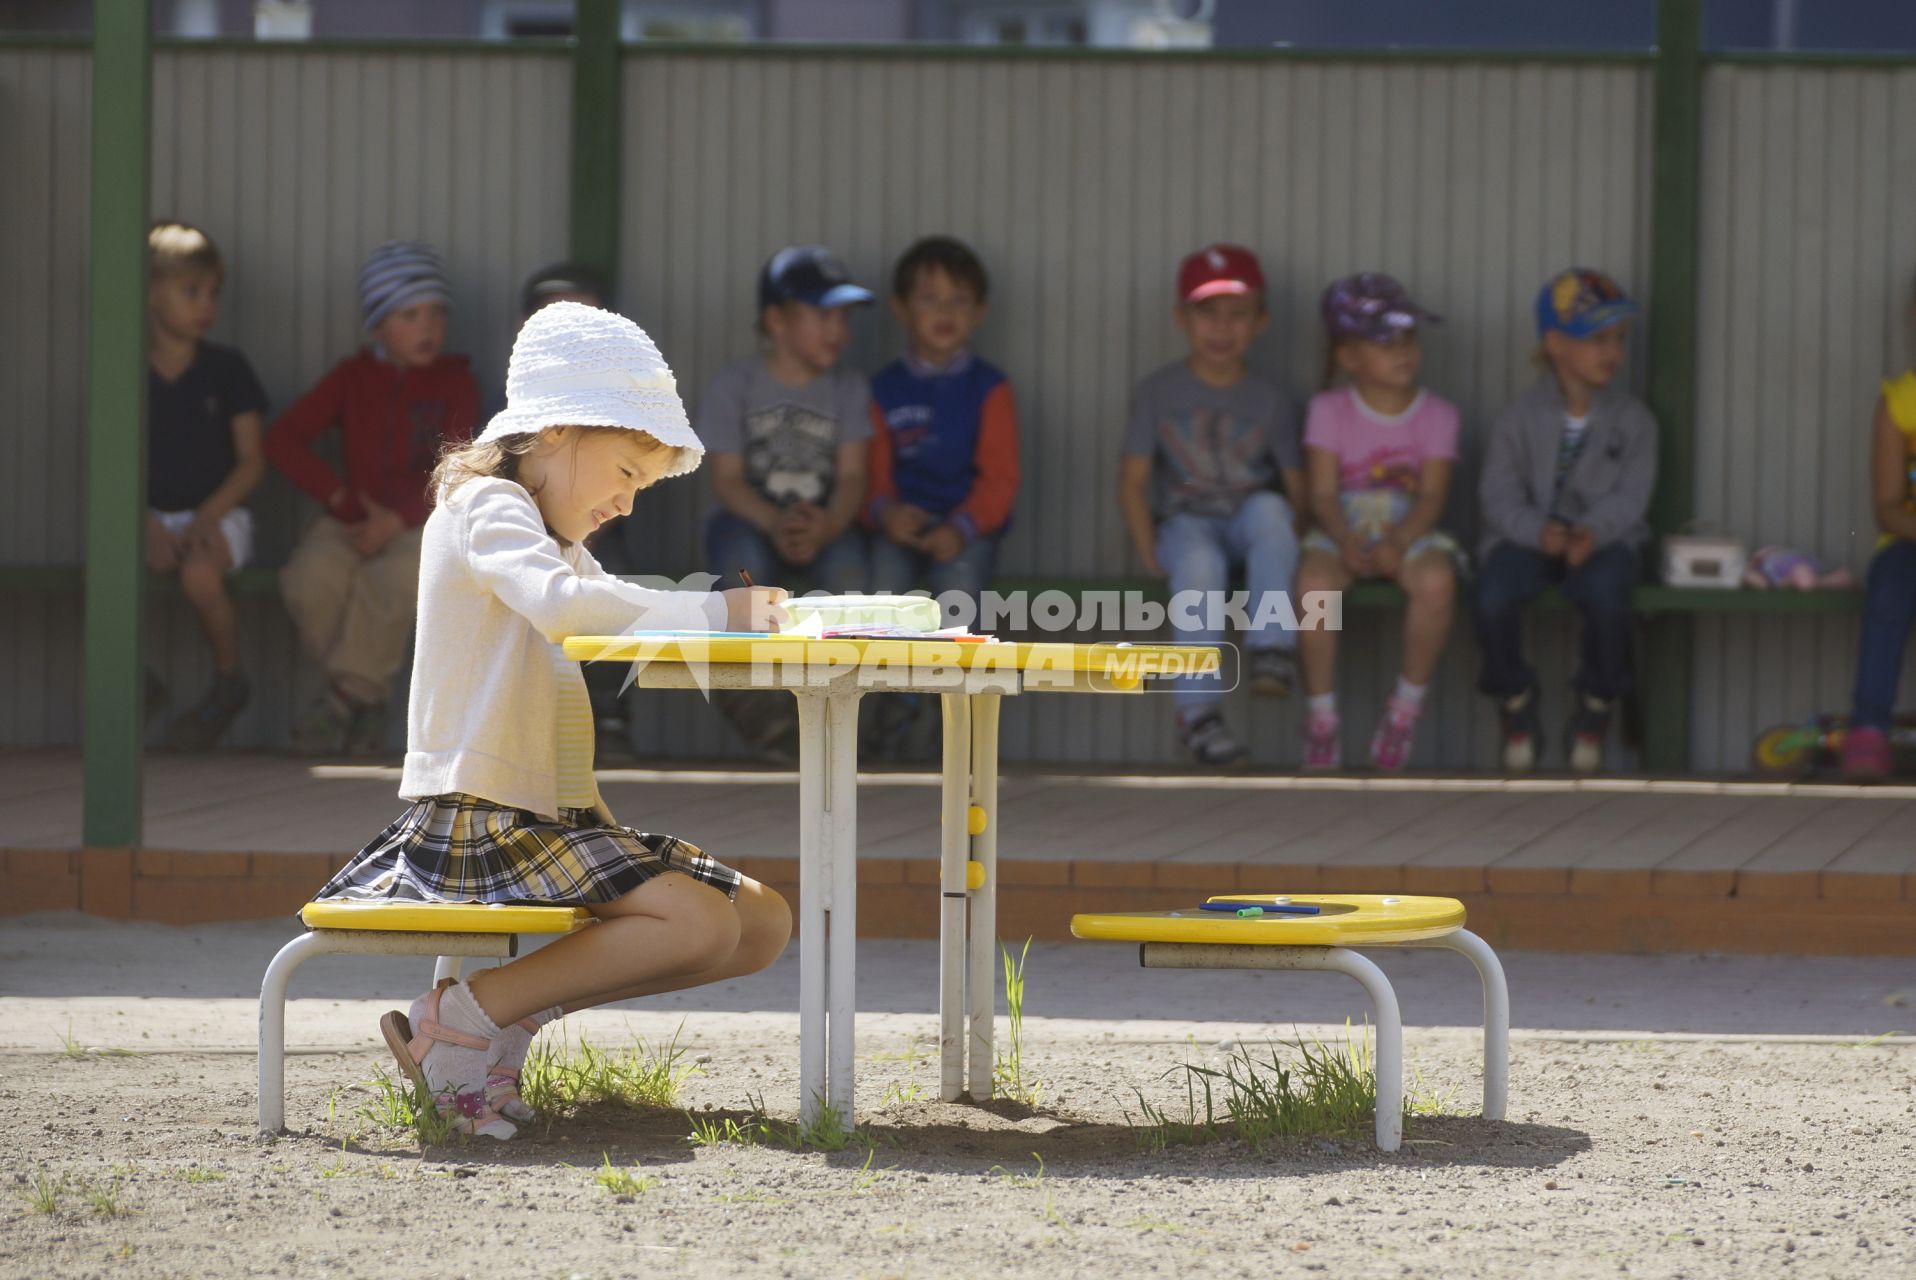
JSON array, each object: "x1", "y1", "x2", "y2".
[{"x1": 399, "y1": 477, "x2": 722, "y2": 820}]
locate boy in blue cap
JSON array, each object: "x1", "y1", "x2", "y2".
[
  {"x1": 1474, "y1": 268, "x2": 1658, "y2": 774},
  {"x1": 697, "y1": 245, "x2": 874, "y2": 757}
]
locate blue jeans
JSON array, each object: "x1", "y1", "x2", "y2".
[
  {"x1": 703, "y1": 510, "x2": 869, "y2": 596},
  {"x1": 1156, "y1": 491, "x2": 1302, "y2": 714},
  {"x1": 1851, "y1": 539, "x2": 1916, "y2": 730},
  {"x1": 869, "y1": 532, "x2": 1001, "y2": 627},
  {"x1": 1473, "y1": 541, "x2": 1637, "y2": 702}
]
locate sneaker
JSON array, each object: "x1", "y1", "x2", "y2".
[
  {"x1": 1566, "y1": 693, "x2": 1613, "y2": 774},
  {"x1": 1179, "y1": 710, "x2": 1249, "y2": 767},
  {"x1": 292, "y1": 689, "x2": 352, "y2": 756},
  {"x1": 1246, "y1": 649, "x2": 1295, "y2": 698},
  {"x1": 1498, "y1": 686, "x2": 1543, "y2": 774},
  {"x1": 1842, "y1": 724, "x2": 1893, "y2": 783},
  {"x1": 1368, "y1": 695, "x2": 1423, "y2": 772},
  {"x1": 345, "y1": 699, "x2": 392, "y2": 757},
  {"x1": 162, "y1": 671, "x2": 251, "y2": 751},
  {"x1": 1302, "y1": 712, "x2": 1341, "y2": 771}
]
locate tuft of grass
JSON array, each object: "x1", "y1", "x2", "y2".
[
  {"x1": 686, "y1": 1093, "x2": 871, "y2": 1153},
  {"x1": 521, "y1": 1025, "x2": 702, "y2": 1116},
  {"x1": 356, "y1": 1065, "x2": 459, "y2": 1147},
  {"x1": 58, "y1": 1021, "x2": 144, "y2": 1060},
  {"x1": 992, "y1": 937, "x2": 1044, "y2": 1107},
  {"x1": 988, "y1": 1152, "x2": 1047, "y2": 1190},
  {"x1": 78, "y1": 1174, "x2": 129, "y2": 1217},
  {"x1": 19, "y1": 1172, "x2": 65, "y2": 1215},
  {"x1": 1125, "y1": 1023, "x2": 1443, "y2": 1152},
  {"x1": 594, "y1": 1152, "x2": 657, "y2": 1200},
  {"x1": 170, "y1": 1166, "x2": 226, "y2": 1184},
  {"x1": 851, "y1": 1148, "x2": 886, "y2": 1193},
  {"x1": 878, "y1": 1080, "x2": 924, "y2": 1108}
]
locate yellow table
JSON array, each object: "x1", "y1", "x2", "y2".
[
  {"x1": 565, "y1": 632, "x2": 1218, "y2": 1125},
  {"x1": 1072, "y1": 894, "x2": 1509, "y2": 1152}
]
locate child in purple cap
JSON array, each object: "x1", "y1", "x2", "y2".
[
  {"x1": 1296, "y1": 273, "x2": 1462, "y2": 772},
  {"x1": 1474, "y1": 268, "x2": 1656, "y2": 774}
]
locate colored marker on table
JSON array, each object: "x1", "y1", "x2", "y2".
[{"x1": 1198, "y1": 901, "x2": 1323, "y2": 916}]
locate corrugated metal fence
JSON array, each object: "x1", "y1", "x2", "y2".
[{"x1": 3, "y1": 46, "x2": 1913, "y2": 769}]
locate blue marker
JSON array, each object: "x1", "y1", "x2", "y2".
[{"x1": 1199, "y1": 901, "x2": 1322, "y2": 916}]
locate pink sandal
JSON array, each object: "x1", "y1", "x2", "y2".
[
  {"x1": 378, "y1": 984, "x2": 517, "y2": 1140},
  {"x1": 483, "y1": 1017, "x2": 546, "y2": 1124}
]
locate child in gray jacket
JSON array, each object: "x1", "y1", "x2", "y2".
[{"x1": 1473, "y1": 269, "x2": 1657, "y2": 774}]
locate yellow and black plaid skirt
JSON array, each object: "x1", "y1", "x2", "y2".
[{"x1": 315, "y1": 793, "x2": 741, "y2": 906}]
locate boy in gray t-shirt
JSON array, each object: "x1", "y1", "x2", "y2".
[
  {"x1": 1118, "y1": 245, "x2": 1305, "y2": 768},
  {"x1": 698, "y1": 244, "x2": 874, "y2": 598},
  {"x1": 697, "y1": 245, "x2": 875, "y2": 758}
]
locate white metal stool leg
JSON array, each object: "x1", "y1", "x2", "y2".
[
  {"x1": 258, "y1": 931, "x2": 344, "y2": 1136},
  {"x1": 1416, "y1": 929, "x2": 1509, "y2": 1120},
  {"x1": 1139, "y1": 942, "x2": 1405, "y2": 1152},
  {"x1": 432, "y1": 956, "x2": 463, "y2": 984}
]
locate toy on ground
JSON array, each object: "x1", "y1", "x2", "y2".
[{"x1": 1752, "y1": 712, "x2": 1916, "y2": 778}]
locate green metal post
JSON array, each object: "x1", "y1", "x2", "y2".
[
  {"x1": 571, "y1": 0, "x2": 620, "y2": 288},
  {"x1": 82, "y1": 3, "x2": 151, "y2": 847},
  {"x1": 1641, "y1": 0, "x2": 1702, "y2": 773}
]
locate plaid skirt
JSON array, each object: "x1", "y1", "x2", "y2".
[{"x1": 314, "y1": 793, "x2": 741, "y2": 907}]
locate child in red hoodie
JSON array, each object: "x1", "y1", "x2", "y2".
[{"x1": 267, "y1": 241, "x2": 478, "y2": 755}]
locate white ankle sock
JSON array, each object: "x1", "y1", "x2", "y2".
[
  {"x1": 1391, "y1": 678, "x2": 1427, "y2": 708},
  {"x1": 1307, "y1": 693, "x2": 1337, "y2": 720},
  {"x1": 414, "y1": 979, "x2": 504, "y2": 1097}
]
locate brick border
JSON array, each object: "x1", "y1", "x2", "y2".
[{"x1": 3, "y1": 848, "x2": 1912, "y2": 955}]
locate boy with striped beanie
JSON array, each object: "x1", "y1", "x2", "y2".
[{"x1": 266, "y1": 240, "x2": 480, "y2": 756}]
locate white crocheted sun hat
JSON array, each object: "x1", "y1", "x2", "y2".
[{"x1": 478, "y1": 301, "x2": 702, "y2": 478}]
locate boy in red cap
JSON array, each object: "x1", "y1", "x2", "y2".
[{"x1": 1118, "y1": 244, "x2": 1305, "y2": 767}]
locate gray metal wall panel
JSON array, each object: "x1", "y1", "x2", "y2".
[
  {"x1": 1691, "y1": 65, "x2": 1916, "y2": 773},
  {"x1": 1, "y1": 47, "x2": 570, "y2": 748},
  {"x1": 617, "y1": 54, "x2": 1652, "y2": 767}
]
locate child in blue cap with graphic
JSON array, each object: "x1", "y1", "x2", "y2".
[
  {"x1": 1474, "y1": 268, "x2": 1657, "y2": 773},
  {"x1": 1296, "y1": 273, "x2": 1462, "y2": 772},
  {"x1": 697, "y1": 245, "x2": 874, "y2": 758}
]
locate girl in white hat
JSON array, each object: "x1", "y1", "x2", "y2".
[{"x1": 311, "y1": 302, "x2": 791, "y2": 1139}]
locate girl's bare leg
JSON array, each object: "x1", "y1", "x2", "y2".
[
  {"x1": 557, "y1": 878, "x2": 792, "y2": 1013},
  {"x1": 465, "y1": 872, "x2": 765, "y2": 1027},
  {"x1": 1295, "y1": 549, "x2": 1352, "y2": 697},
  {"x1": 1395, "y1": 550, "x2": 1457, "y2": 686}
]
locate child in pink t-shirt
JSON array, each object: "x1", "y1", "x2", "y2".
[{"x1": 1296, "y1": 274, "x2": 1462, "y2": 771}]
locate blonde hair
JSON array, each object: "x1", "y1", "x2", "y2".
[
  {"x1": 148, "y1": 221, "x2": 224, "y2": 281},
  {"x1": 431, "y1": 425, "x2": 675, "y2": 545}
]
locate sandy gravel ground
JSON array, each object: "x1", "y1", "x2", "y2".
[{"x1": 2, "y1": 915, "x2": 1913, "y2": 1280}]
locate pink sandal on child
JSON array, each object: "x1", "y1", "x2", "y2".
[
  {"x1": 378, "y1": 982, "x2": 518, "y2": 1140},
  {"x1": 483, "y1": 1015, "x2": 550, "y2": 1124}
]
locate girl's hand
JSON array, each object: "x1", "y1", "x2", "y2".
[
  {"x1": 1340, "y1": 533, "x2": 1373, "y2": 579},
  {"x1": 145, "y1": 512, "x2": 181, "y2": 573},
  {"x1": 723, "y1": 585, "x2": 790, "y2": 632},
  {"x1": 1370, "y1": 531, "x2": 1405, "y2": 577}
]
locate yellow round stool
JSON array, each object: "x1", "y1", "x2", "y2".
[{"x1": 1071, "y1": 893, "x2": 1508, "y2": 1153}]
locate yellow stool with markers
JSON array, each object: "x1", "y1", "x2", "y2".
[{"x1": 1071, "y1": 894, "x2": 1508, "y2": 1152}]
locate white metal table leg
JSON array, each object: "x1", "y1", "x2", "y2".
[
  {"x1": 795, "y1": 692, "x2": 828, "y2": 1126},
  {"x1": 966, "y1": 693, "x2": 1001, "y2": 1099},
  {"x1": 257, "y1": 930, "x2": 342, "y2": 1136},
  {"x1": 937, "y1": 692, "x2": 972, "y2": 1102},
  {"x1": 1421, "y1": 929, "x2": 1509, "y2": 1121},
  {"x1": 1139, "y1": 942, "x2": 1405, "y2": 1152},
  {"x1": 825, "y1": 689, "x2": 862, "y2": 1122}
]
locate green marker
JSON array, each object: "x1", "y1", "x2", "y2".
[{"x1": 1235, "y1": 906, "x2": 1264, "y2": 918}]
